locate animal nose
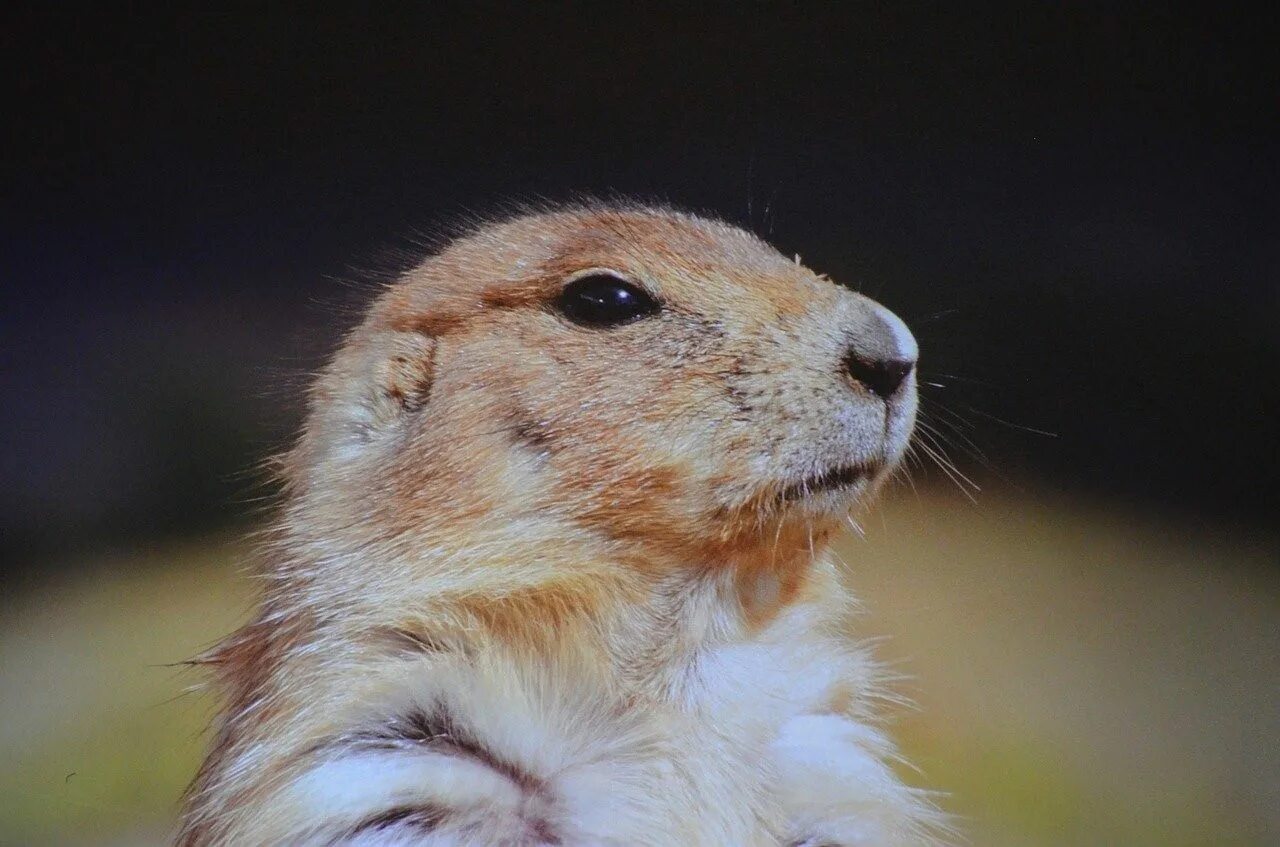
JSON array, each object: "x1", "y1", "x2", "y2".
[{"x1": 844, "y1": 351, "x2": 915, "y2": 399}]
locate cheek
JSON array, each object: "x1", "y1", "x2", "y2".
[
  {"x1": 528, "y1": 376, "x2": 748, "y2": 549},
  {"x1": 549, "y1": 390, "x2": 741, "y2": 518},
  {"x1": 450, "y1": 321, "x2": 752, "y2": 539}
]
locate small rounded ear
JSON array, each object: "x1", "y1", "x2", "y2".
[
  {"x1": 368, "y1": 331, "x2": 437, "y2": 426},
  {"x1": 304, "y1": 329, "x2": 439, "y2": 463}
]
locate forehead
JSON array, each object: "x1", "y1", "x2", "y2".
[{"x1": 385, "y1": 208, "x2": 826, "y2": 326}]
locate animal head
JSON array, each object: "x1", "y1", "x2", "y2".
[{"x1": 284, "y1": 205, "x2": 917, "y2": 605}]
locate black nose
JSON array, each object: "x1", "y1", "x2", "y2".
[{"x1": 844, "y1": 351, "x2": 915, "y2": 399}]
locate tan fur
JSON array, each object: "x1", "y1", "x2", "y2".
[{"x1": 177, "y1": 204, "x2": 943, "y2": 845}]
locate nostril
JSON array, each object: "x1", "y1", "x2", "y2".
[{"x1": 844, "y1": 352, "x2": 915, "y2": 399}]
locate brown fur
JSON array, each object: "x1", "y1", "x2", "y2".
[{"x1": 177, "y1": 203, "x2": 933, "y2": 846}]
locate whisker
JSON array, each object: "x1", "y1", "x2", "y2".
[
  {"x1": 895, "y1": 445, "x2": 925, "y2": 503},
  {"x1": 963, "y1": 406, "x2": 1059, "y2": 438},
  {"x1": 914, "y1": 424, "x2": 980, "y2": 486},
  {"x1": 912, "y1": 432, "x2": 980, "y2": 503},
  {"x1": 917, "y1": 411, "x2": 993, "y2": 470},
  {"x1": 916, "y1": 444, "x2": 978, "y2": 503},
  {"x1": 919, "y1": 371, "x2": 997, "y2": 388},
  {"x1": 906, "y1": 308, "x2": 961, "y2": 325},
  {"x1": 922, "y1": 398, "x2": 978, "y2": 432},
  {"x1": 770, "y1": 517, "x2": 786, "y2": 568}
]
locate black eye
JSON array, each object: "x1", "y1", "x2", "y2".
[{"x1": 555, "y1": 273, "x2": 660, "y2": 328}]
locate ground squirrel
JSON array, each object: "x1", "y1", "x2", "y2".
[{"x1": 178, "y1": 204, "x2": 942, "y2": 846}]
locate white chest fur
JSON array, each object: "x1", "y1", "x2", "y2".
[{"x1": 260, "y1": 602, "x2": 935, "y2": 847}]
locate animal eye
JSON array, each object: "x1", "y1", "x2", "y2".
[{"x1": 555, "y1": 273, "x2": 660, "y2": 328}]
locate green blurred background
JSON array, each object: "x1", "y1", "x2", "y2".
[{"x1": 4, "y1": 6, "x2": 1277, "y2": 845}]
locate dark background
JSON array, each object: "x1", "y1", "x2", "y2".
[{"x1": 4, "y1": 5, "x2": 1277, "y2": 571}]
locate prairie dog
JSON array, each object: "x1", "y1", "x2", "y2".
[{"x1": 178, "y1": 205, "x2": 941, "y2": 845}]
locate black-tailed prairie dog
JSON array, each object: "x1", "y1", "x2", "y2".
[{"x1": 178, "y1": 204, "x2": 943, "y2": 845}]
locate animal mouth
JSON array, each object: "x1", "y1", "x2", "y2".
[{"x1": 778, "y1": 462, "x2": 876, "y2": 502}]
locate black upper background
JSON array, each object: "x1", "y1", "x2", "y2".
[{"x1": 3, "y1": 5, "x2": 1277, "y2": 569}]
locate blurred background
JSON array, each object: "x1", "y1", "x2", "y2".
[{"x1": 3, "y1": 5, "x2": 1276, "y2": 845}]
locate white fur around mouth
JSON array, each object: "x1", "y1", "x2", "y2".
[{"x1": 779, "y1": 463, "x2": 876, "y2": 502}]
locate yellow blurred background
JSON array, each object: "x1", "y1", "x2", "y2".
[{"x1": 3, "y1": 487, "x2": 1275, "y2": 846}]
